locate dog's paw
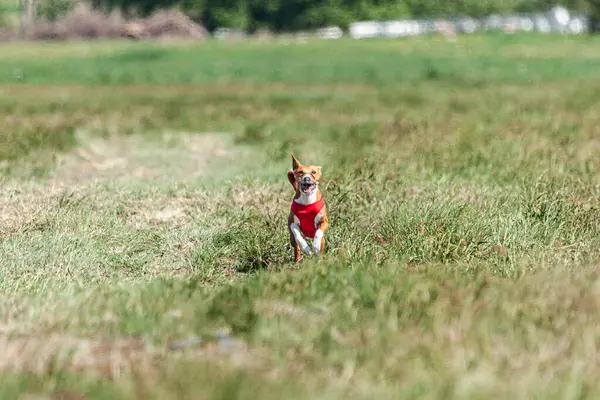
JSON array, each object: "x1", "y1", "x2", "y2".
[
  {"x1": 299, "y1": 240, "x2": 312, "y2": 255},
  {"x1": 312, "y1": 243, "x2": 321, "y2": 256},
  {"x1": 312, "y1": 237, "x2": 322, "y2": 256}
]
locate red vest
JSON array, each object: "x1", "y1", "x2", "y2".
[{"x1": 291, "y1": 198, "x2": 325, "y2": 238}]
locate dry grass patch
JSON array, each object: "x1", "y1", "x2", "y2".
[{"x1": 48, "y1": 131, "x2": 241, "y2": 185}]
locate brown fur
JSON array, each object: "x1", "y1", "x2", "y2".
[{"x1": 287, "y1": 153, "x2": 329, "y2": 262}]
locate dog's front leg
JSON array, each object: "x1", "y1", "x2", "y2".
[
  {"x1": 312, "y1": 210, "x2": 327, "y2": 256},
  {"x1": 290, "y1": 222, "x2": 312, "y2": 256},
  {"x1": 312, "y1": 229, "x2": 324, "y2": 256}
]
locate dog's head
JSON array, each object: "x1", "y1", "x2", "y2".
[{"x1": 287, "y1": 153, "x2": 322, "y2": 195}]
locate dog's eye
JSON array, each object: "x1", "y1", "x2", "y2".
[{"x1": 311, "y1": 171, "x2": 317, "y2": 175}]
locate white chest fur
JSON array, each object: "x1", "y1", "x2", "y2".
[{"x1": 294, "y1": 190, "x2": 318, "y2": 205}]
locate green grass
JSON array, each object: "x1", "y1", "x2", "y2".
[
  {"x1": 2, "y1": 34, "x2": 600, "y2": 399},
  {"x1": 2, "y1": 34, "x2": 600, "y2": 85},
  {"x1": 0, "y1": 0, "x2": 19, "y2": 29}
]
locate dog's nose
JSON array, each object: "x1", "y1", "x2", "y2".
[{"x1": 302, "y1": 176, "x2": 311, "y2": 182}]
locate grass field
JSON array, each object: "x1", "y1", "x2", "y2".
[{"x1": 2, "y1": 34, "x2": 600, "y2": 399}]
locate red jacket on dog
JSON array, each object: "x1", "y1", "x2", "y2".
[{"x1": 290, "y1": 198, "x2": 325, "y2": 239}]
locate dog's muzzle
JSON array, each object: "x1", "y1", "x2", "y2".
[{"x1": 300, "y1": 176, "x2": 317, "y2": 193}]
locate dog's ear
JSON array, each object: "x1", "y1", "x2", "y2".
[
  {"x1": 291, "y1": 153, "x2": 301, "y2": 170},
  {"x1": 287, "y1": 169, "x2": 297, "y2": 190}
]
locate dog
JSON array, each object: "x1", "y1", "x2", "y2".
[{"x1": 287, "y1": 153, "x2": 329, "y2": 262}]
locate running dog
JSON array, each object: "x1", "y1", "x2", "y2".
[{"x1": 287, "y1": 153, "x2": 329, "y2": 262}]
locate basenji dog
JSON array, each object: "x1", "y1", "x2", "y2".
[{"x1": 287, "y1": 153, "x2": 329, "y2": 262}]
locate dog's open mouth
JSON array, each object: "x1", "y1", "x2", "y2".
[{"x1": 300, "y1": 181, "x2": 316, "y2": 193}]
